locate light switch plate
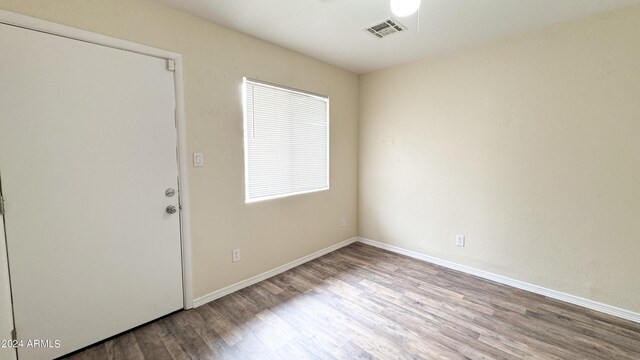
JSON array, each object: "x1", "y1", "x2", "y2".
[
  {"x1": 193, "y1": 152, "x2": 204, "y2": 167},
  {"x1": 456, "y1": 234, "x2": 465, "y2": 247}
]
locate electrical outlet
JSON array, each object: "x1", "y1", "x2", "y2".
[
  {"x1": 193, "y1": 152, "x2": 204, "y2": 167},
  {"x1": 232, "y1": 248, "x2": 240, "y2": 262},
  {"x1": 456, "y1": 235, "x2": 465, "y2": 247},
  {"x1": 340, "y1": 218, "x2": 346, "y2": 227}
]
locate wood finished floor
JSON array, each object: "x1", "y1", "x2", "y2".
[{"x1": 64, "y1": 243, "x2": 640, "y2": 360}]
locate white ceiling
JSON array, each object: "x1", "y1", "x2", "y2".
[{"x1": 152, "y1": 0, "x2": 640, "y2": 73}]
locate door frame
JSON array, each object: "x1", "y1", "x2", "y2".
[{"x1": 0, "y1": 9, "x2": 194, "y2": 309}]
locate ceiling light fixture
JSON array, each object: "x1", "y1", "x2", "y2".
[{"x1": 390, "y1": 0, "x2": 422, "y2": 17}]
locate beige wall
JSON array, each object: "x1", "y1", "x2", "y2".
[
  {"x1": 359, "y1": 5, "x2": 640, "y2": 313},
  {"x1": 0, "y1": 0, "x2": 358, "y2": 299}
]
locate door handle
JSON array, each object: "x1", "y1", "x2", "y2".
[{"x1": 166, "y1": 205, "x2": 177, "y2": 214}]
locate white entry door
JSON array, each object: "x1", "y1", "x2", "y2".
[{"x1": 0, "y1": 23, "x2": 184, "y2": 360}]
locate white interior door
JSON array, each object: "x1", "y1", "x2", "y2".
[
  {"x1": 0, "y1": 216, "x2": 16, "y2": 360},
  {"x1": 0, "y1": 23, "x2": 184, "y2": 360}
]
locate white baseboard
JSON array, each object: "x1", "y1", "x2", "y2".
[
  {"x1": 193, "y1": 237, "x2": 358, "y2": 308},
  {"x1": 358, "y1": 237, "x2": 640, "y2": 324}
]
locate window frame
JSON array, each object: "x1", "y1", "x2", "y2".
[{"x1": 242, "y1": 77, "x2": 330, "y2": 203}]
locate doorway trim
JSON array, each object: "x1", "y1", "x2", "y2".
[{"x1": 0, "y1": 9, "x2": 194, "y2": 309}]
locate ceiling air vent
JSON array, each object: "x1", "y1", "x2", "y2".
[{"x1": 365, "y1": 18, "x2": 407, "y2": 38}]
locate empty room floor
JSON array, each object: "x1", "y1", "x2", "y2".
[{"x1": 65, "y1": 243, "x2": 640, "y2": 359}]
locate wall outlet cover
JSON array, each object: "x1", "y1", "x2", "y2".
[{"x1": 193, "y1": 152, "x2": 204, "y2": 167}]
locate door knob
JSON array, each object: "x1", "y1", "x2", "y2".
[{"x1": 166, "y1": 205, "x2": 177, "y2": 214}]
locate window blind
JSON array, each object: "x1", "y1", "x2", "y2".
[{"x1": 243, "y1": 78, "x2": 329, "y2": 203}]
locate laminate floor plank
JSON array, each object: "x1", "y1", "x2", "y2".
[
  {"x1": 68, "y1": 343, "x2": 109, "y2": 360},
  {"x1": 104, "y1": 332, "x2": 144, "y2": 360},
  {"x1": 132, "y1": 322, "x2": 174, "y2": 360},
  {"x1": 63, "y1": 243, "x2": 640, "y2": 359}
]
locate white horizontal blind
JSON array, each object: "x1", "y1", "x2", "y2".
[{"x1": 243, "y1": 78, "x2": 329, "y2": 202}]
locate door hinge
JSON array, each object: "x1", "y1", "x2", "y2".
[
  {"x1": 11, "y1": 328, "x2": 17, "y2": 341},
  {"x1": 0, "y1": 194, "x2": 4, "y2": 215},
  {"x1": 167, "y1": 59, "x2": 176, "y2": 72}
]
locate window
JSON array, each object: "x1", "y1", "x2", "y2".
[{"x1": 243, "y1": 78, "x2": 329, "y2": 203}]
